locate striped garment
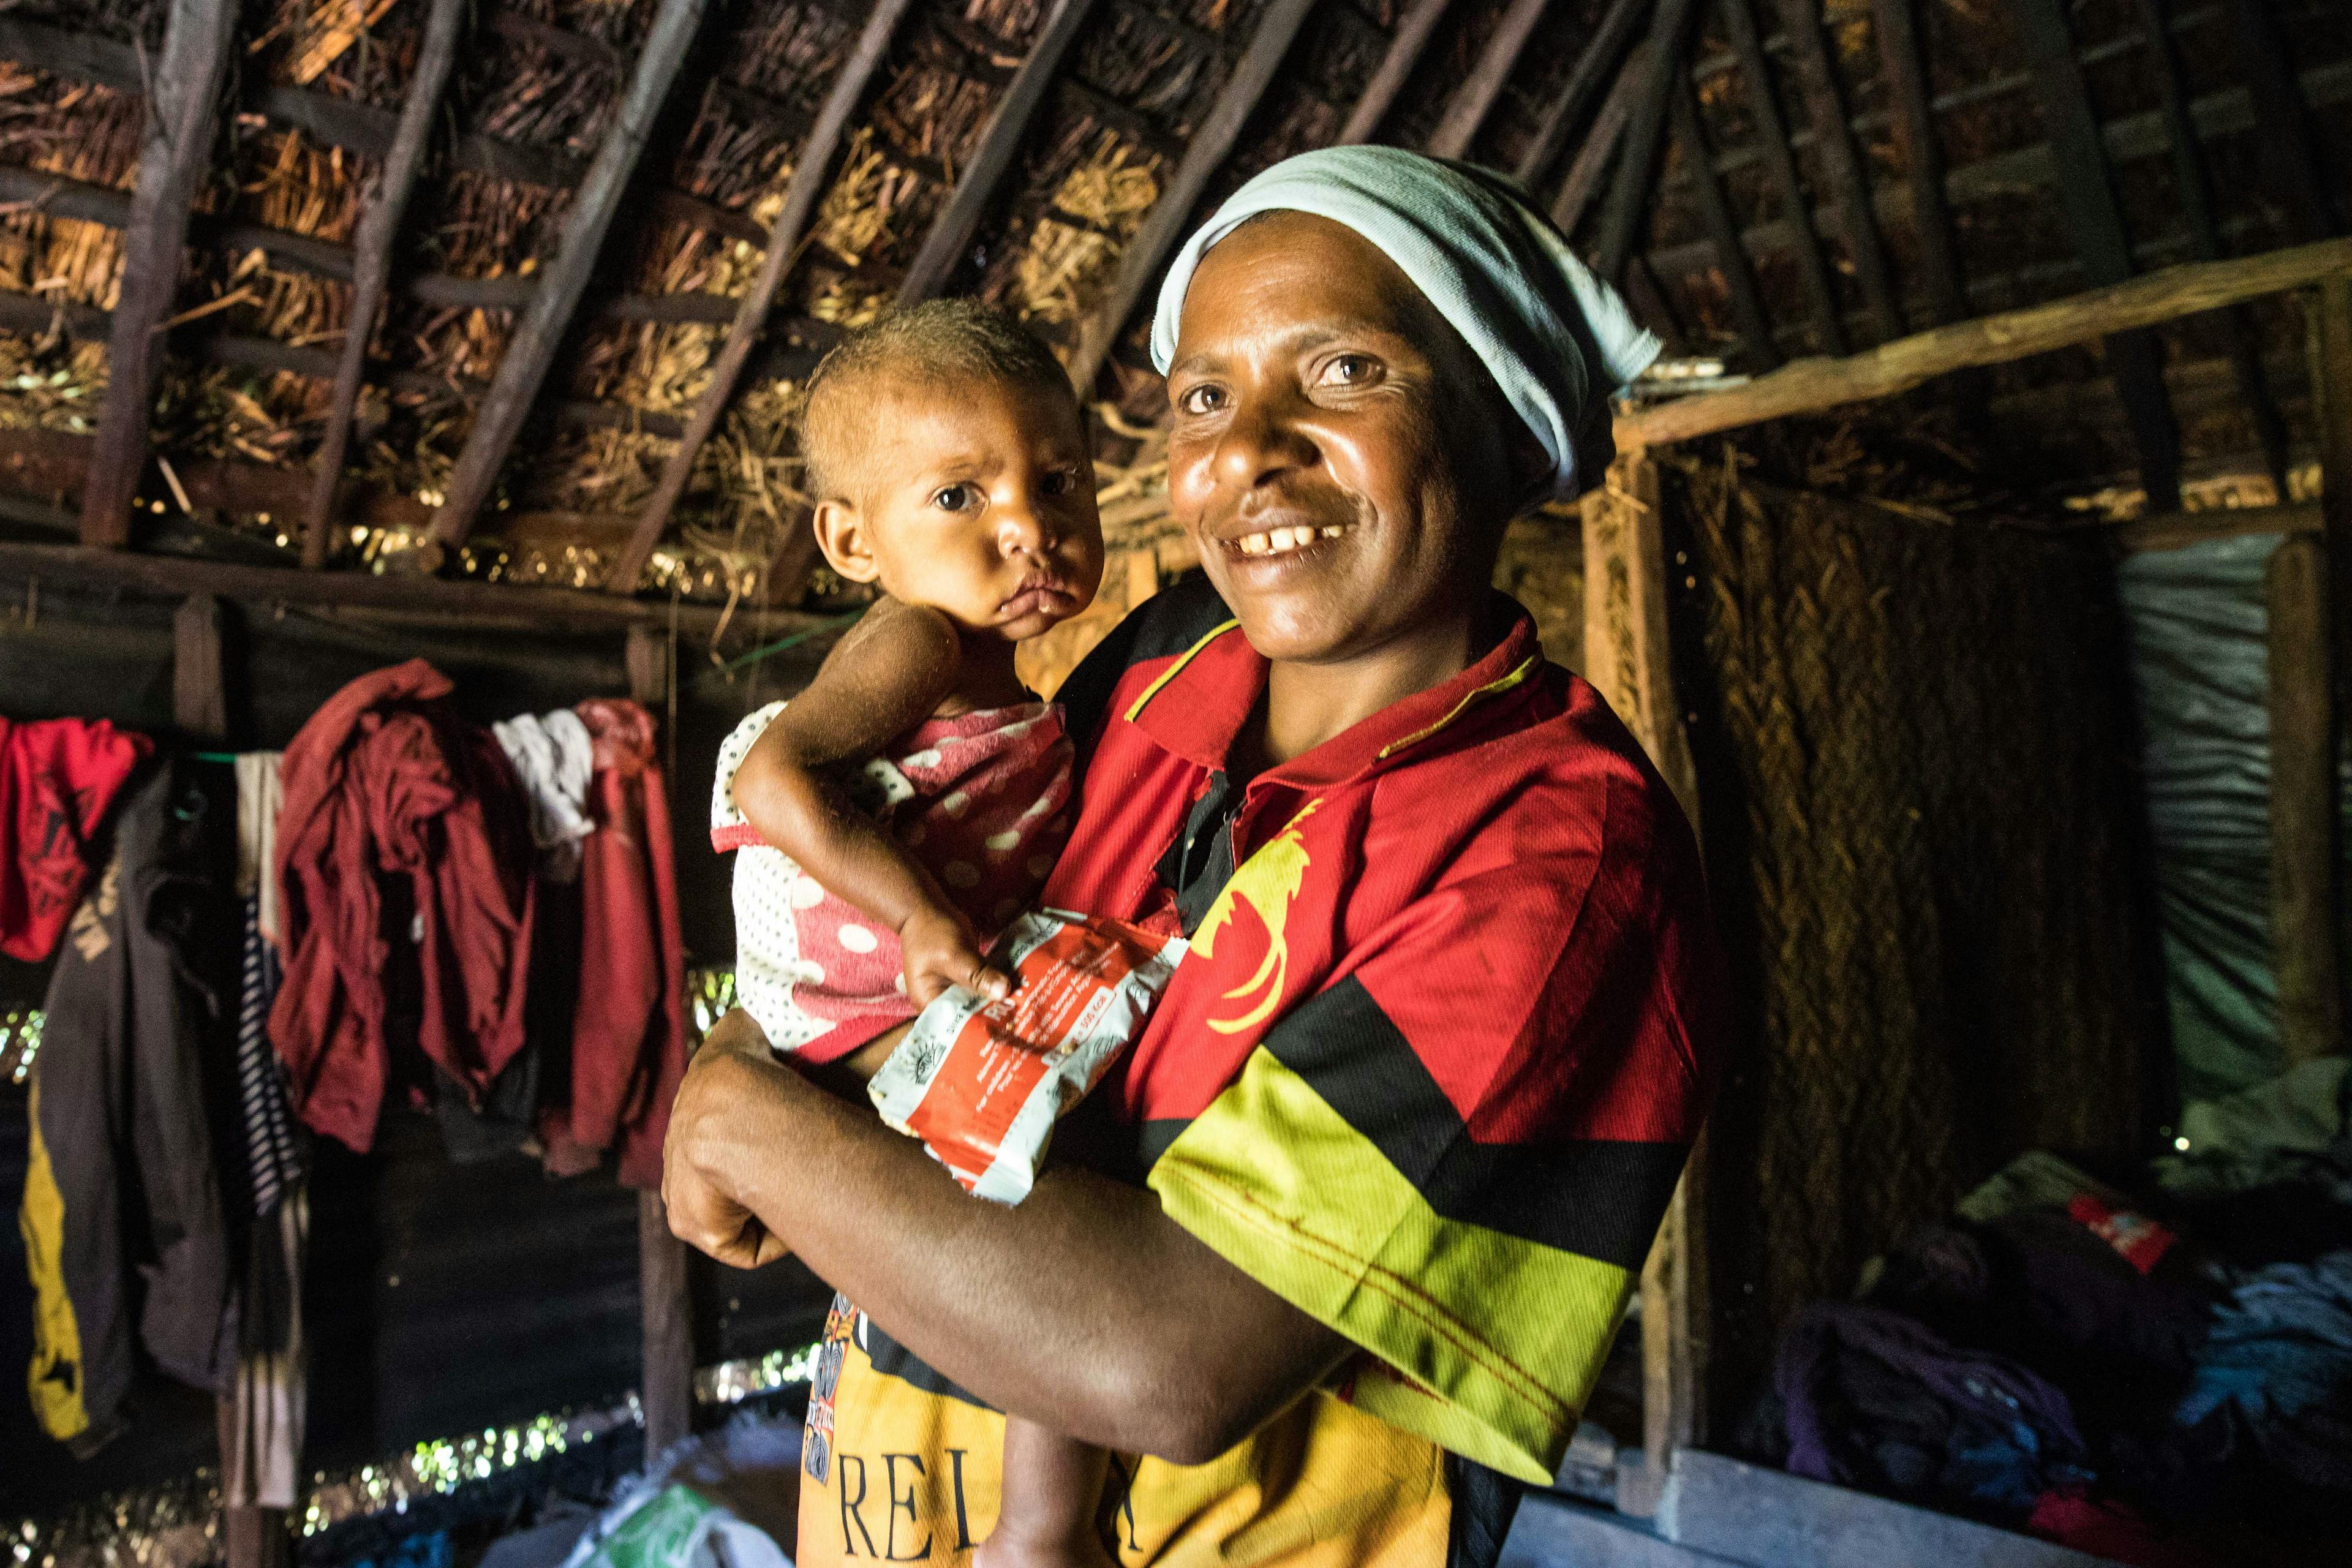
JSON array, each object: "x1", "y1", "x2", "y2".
[{"x1": 238, "y1": 897, "x2": 303, "y2": 1218}]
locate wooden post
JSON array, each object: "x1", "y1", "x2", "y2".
[
  {"x1": 1547, "y1": 42, "x2": 1648, "y2": 241},
  {"x1": 1581, "y1": 453, "x2": 1708, "y2": 1516},
  {"x1": 1066, "y1": 0, "x2": 1321, "y2": 393},
  {"x1": 610, "y1": 0, "x2": 916, "y2": 592},
  {"x1": 1425, "y1": 0, "x2": 1555, "y2": 160},
  {"x1": 1717, "y1": 0, "x2": 1847, "y2": 355},
  {"x1": 303, "y1": 0, "x2": 469, "y2": 567},
  {"x1": 1338, "y1": 0, "x2": 1457, "y2": 146},
  {"x1": 1771, "y1": 0, "x2": 1903, "y2": 342},
  {"x1": 2267, "y1": 535, "x2": 2342, "y2": 1065},
  {"x1": 1871, "y1": 0, "x2": 1967, "y2": 328},
  {"x1": 430, "y1": 0, "x2": 710, "y2": 549},
  {"x1": 79, "y1": 0, "x2": 237, "y2": 548},
  {"x1": 1670, "y1": 79, "x2": 1777, "y2": 372},
  {"x1": 628, "y1": 625, "x2": 697, "y2": 1452},
  {"x1": 1511, "y1": 0, "x2": 1646, "y2": 190},
  {"x1": 1591, "y1": 0, "x2": 1702, "y2": 282}
]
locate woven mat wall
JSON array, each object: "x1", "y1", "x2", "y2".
[{"x1": 1668, "y1": 454, "x2": 2172, "y2": 1413}]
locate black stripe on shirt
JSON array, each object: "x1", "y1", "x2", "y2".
[
  {"x1": 1256, "y1": 976, "x2": 1687, "y2": 1270},
  {"x1": 1055, "y1": 570, "x2": 1232, "y2": 749}
]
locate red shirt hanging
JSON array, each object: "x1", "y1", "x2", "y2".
[{"x1": 0, "y1": 716, "x2": 151, "y2": 961}]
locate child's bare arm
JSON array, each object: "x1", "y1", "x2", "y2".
[
  {"x1": 980, "y1": 1417, "x2": 1114, "y2": 1568},
  {"x1": 733, "y1": 600, "x2": 1007, "y2": 1005}
]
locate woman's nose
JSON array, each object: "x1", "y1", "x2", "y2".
[{"x1": 1213, "y1": 390, "x2": 1315, "y2": 491}]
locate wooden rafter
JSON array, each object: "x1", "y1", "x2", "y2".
[
  {"x1": 1067, "y1": 0, "x2": 1321, "y2": 393},
  {"x1": 2225, "y1": 0, "x2": 2342, "y2": 241},
  {"x1": 1870, "y1": 0, "x2": 1966, "y2": 326},
  {"x1": 609, "y1": 0, "x2": 918, "y2": 594},
  {"x1": 1512, "y1": 0, "x2": 1646, "y2": 190},
  {"x1": 2133, "y1": 0, "x2": 2291, "y2": 495},
  {"x1": 303, "y1": 0, "x2": 468, "y2": 568},
  {"x1": 81, "y1": 0, "x2": 237, "y2": 549},
  {"x1": 1614, "y1": 236, "x2": 2352, "y2": 448},
  {"x1": 1338, "y1": 0, "x2": 1457, "y2": 146},
  {"x1": 1426, "y1": 0, "x2": 1555, "y2": 161},
  {"x1": 428, "y1": 0, "x2": 710, "y2": 551},
  {"x1": 1548, "y1": 37, "x2": 1648, "y2": 237},
  {"x1": 1717, "y1": 0, "x2": 1847, "y2": 353},
  {"x1": 2016, "y1": 0, "x2": 2182, "y2": 514},
  {"x1": 1672, "y1": 78, "x2": 1776, "y2": 369},
  {"x1": 1770, "y1": 0, "x2": 1903, "y2": 341},
  {"x1": 1593, "y1": 0, "x2": 1702, "y2": 279},
  {"x1": 899, "y1": 0, "x2": 1106, "y2": 305}
]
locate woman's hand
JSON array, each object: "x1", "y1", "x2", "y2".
[{"x1": 662, "y1": 1011, "x2": 795, "y2": 1268}]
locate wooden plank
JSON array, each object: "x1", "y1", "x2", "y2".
[
  {"x1": 1339, "y1": 0, "x2": 1456, "y2": 147},
  {"x1": 1548, "y1": 40, "x2": 1648, "y2": 238},
  {"x1": 80, "y1": 0, "x2": 238, "y2": 549},
  {"x1": 0, "y1": 538, "x2": 821, "y2": 641},
  {"x1": 1771, "y1": 0, "x2": 1902, "y2": 341},
  {"x1": 1426, "y1": 0, "x2": 1555, "y2": 160},
  {"x1": 1593, "y1": 0, "x2": 1703, "y2": 279},
  {"x1": 2133, "y1": 0, "x2": 2291, "y2": 496},
  {"x1": 1067, "y1": 0, "x2": 1321, "y2": 391},
  {"x1": 1512, "y1": 0, "x2": 1646, "y2": 190},
  {"x1": 2113, "y1": 501, "x2": 2321, "y2": 554},
  {"x1": 172, "y1": 593, "x2": 232, "y2": 741},
  {"x1": 2016, "y1": 0, "x2": 2182, "y2": 514},
  {"x1": 609, "y1": 0, "x2": 918, "y2": 593},
  {"x1": 1870, "y1": 0, "x2": 1966, "y2": 326},
  {"x1": 2225, "y1": 0, "x2": 2342, "y2": 241},
  {"x1": 429, "y1": 0, "x2": 710, "y2": 549},
  {"x1": 1670, "y1": 78, "x2": 1777, "y2": 370},
  {"x1": 303, "y1": 0, "x2": 469, "y2": 568},
  {"x1": 1499, "y1": 1493, "x2": 1738, "y2": 1568},
  {"x1": 2264, "y1": 531, "x2": 2340, "y2": 1068},
  {"x1": 1614, "y1": 236, "x2": 2352, "y2": 446},
  {"x1": 1717, "y1": 0, "x2": 1847, "y2": 353},
  {"x1": 900, "y1": 0, "x2": 1106, "y2": 304}
]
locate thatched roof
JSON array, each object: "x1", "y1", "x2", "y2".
[{"x1": 0, "y1": 0, "x2": 2345, "y2": 625}]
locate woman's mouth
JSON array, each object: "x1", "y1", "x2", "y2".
[{"x1": 1229, "y1": 522, "x2": 1352, "y2": 559}]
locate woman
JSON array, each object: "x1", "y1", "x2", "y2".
[{"x1": 663, "y1": 148, "x2": 1727, "y2": 1568}]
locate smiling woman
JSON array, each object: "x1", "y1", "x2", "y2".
[{"x1": 662, "y1": 149, "x2": 1725, "y2": 1568}]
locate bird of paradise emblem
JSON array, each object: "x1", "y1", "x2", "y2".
[{"x1": 1193, "y1": 799, "x2": 1322, "y2": 1035}]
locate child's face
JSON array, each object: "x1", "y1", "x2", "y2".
[{"x1": 814, "y1": 375, "x2": 1104, "y2": 643}]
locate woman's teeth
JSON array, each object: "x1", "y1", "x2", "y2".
[{"x1": 1235, "y1": 524, "x2": 1347, "y2": 557}]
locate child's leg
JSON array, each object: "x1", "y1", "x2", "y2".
[{"x1": 978, "y1": 1416, "x2": 1115, "y2": 1568}]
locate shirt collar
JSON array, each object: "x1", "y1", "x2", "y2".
[{"x1": 1126, "y1": 595, "x2": 1545, "y2": 790}]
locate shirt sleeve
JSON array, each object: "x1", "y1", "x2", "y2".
[{"x1": 1144, "y1": 823, "x2": 1723, "y2": 1485}]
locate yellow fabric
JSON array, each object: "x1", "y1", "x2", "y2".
[
  {"x1": 1148, "y1": 1049, "x2": 1634, "y2": 1485},
  {"x1": 19, "y1": 1074, "x2": 89, "y2": 1441},
  {"x1": 798, "y1": 1343, "x2": 1453, "y2": 1568}
]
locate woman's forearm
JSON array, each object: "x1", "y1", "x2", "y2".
[{"x1": 676, "y1": 1041, "x2": 1347, "y2": 1460}]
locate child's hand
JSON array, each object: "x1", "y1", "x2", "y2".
[{"x1": 899, "y1": 905, "x2": 1012, "y2": 1008}]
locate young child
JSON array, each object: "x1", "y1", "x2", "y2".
[{"x1": 711, "y1": 300, "x2": 1116, "y2": 1568}]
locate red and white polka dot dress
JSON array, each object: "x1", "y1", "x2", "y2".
[{"x1": 711, "y1": 701, "x2": 1072, "y2": 1062}]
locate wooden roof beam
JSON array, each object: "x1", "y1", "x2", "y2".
[
  {"x1": 1717, "y1": 0, "x2": 1847, "y2": 354},
  {"x1": 1870, "y1": 0, "x2": 1966, "y2": 327},
  {"x1": 303, "y1": 0, "x2": 468, "y2": 568},
  {"x1": 2133, "y1": 0, "x2": 2290, "y2": 495},
  {"x1": 900, "y1": 0, "x2": 1107, "y2": 304},
  {"x1": 1338, "y1": 0, "x2": 1456, "y2": 146},
  {"x1": 2016, "y1": 0, "x2": 2182, "y2": 513},
  {"x1": 428, "y1": 0, "x2": 709, "y2": 551},
  {"x1": 1670, "y1": 77, "x2": 1777, "y2": 370},
  {"x1": 1512, "y1": 0, "x2": 1647, "y2": 190},
  {"x1": 1067, "y1": 0, "x2": 1321, "y2": 392},
  {"x1": 2223, "y1": 0, "x2": 2342, "y2": 240},
  {"x1": 81, "y1": 0, "x2": 237, "y2": 549},
  {"x1": 1770, "y1": 0, "x2": 1903, "y2": 342},
  {"x1": 1593, "y1": 0, "x2": 1703, "y2": 280},
  {"x1": 609, "y1": 0, "x2": 918, "y2": 594},
  {"x1": 1426, "y1": 0, "x2": 1556, "y2": 161},
  {"x1": 1615, "y1": 236, "x2": 2352, "y2": 448},
  {"x1": 1548, "y1": 38, "x2": 1648, "y2": 237}
]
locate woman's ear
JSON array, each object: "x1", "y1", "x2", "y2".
[{"x1": 813, "y1": 499, "x2": 881, "y2": 584}]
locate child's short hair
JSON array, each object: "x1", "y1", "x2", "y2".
[{"x1": 800, "y1": 300, "x2": 1079, "y2": 506}]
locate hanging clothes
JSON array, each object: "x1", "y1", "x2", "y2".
[
  {"x1": 493, "y1": 709, "x2": 597, "y2": 883},
  {"x1": 542, "y1": 698, "x2": 685, "y2": 1189},
  {"x1": 234, "y1": 750, "x2": 285, "y2": 946},
  {"x1": 19, "y1": 761, "x2": 238, "y2": 1450},
  {"x1": 269, "y1": 659, "x2": 537, "y2": 1152},
  {"x1": 0, "y1": 715, "x2": 151, "y2": 960}
]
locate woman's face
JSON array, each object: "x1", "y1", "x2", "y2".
[{"x1": 1164, "y1": 212, "x2": 1521, "y2": 667}]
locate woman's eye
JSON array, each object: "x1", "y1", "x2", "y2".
[
  {"x1": 1175, "y1": 383, "x2": 1226, "y2": 416},
  {"x1": 931, "y1": 483, "x2": 979, "y2": 511},
  {"x1": 1319, "y1": 353, "x2": 1379, "y2": 387}
]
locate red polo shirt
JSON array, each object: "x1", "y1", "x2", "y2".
[{"x1": 800, "y1": 573, "x2": 1726, "y2": 1568}]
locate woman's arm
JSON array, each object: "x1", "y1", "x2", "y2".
[
  {"x1": 664, "y1": 1009, "x2": 1351, "y2": 1463},
  {"x1": 732, "y1": 601, "x2": 1005, "y2": 1003}
]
